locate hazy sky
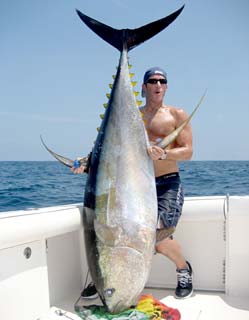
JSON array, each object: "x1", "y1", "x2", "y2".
[{"x1": 1, "y1": 0, "x2": 248, "y2": 161}]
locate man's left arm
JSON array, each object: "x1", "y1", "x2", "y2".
[{"x1": 165, "y1": 108, "x2": 193, "y2": 161}]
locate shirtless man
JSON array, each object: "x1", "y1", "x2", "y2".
[
  {"x1": 73, "y1": 67, "x2": 193, "y2": 300},
  {"x1": 141, "y1": 67, "x2": 193, "y2": 299}
]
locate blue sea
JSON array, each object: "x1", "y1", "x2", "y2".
[{"x1": 0, "y1": 161, "x2": 248, "y2": 213}]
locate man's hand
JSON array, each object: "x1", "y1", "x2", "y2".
[
  {"x1": 147, "y1": 146, "x2": 167, "y2": 160},
  {"x1": 71, "y1": 165, "x2": 86, "y2": 174},
  {"x1": 70, "y1": 152, "x2": 92, "y2": 174}
]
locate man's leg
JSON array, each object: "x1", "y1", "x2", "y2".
[
  {"x1": 156, "y1": 237, "x2": 187, "y2": 270},
  {"x1": 156, "y1": 237, "x2": 193, "y2": 299}
]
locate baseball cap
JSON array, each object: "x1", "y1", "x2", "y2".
[
  {"x1": 143, "y1": 67, "x2": 167, "y2": 84},
  {"x1": 141, "y1": 67, "x2": 167, "y2": 97}
]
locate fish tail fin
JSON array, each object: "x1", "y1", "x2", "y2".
[{"x1": 76, "y1": 5, "x2": 184, "y2": 52}]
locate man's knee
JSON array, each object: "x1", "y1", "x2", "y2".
[{"x1": 155, "y1": 237, "x2": 172, "y2": 255}]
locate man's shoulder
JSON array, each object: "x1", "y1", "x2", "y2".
[
  {"x1": 167, "y1": 105, "x2": 186, "y2": 115},
  {"x1": 167, "y1": 105, "x2": 188, "y2": 123}
]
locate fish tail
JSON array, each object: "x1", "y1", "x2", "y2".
[{"x1": 76, "y1": 5, "x2": 184, "y2": 52}]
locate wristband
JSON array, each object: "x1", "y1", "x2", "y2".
[
  {"x1": 160, "y1": 151, "x2": 167, "y2": 160},
  {"x1": 73, "y1": 160, "x2": 80, "y2": 168}
]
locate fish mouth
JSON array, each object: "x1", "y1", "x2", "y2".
[
  {"x1": 109, "y1": 300, "x2": 126, "y2": 314},
  {"x1": 104, "y1": 288, "x2": 130, "y2": 314}
]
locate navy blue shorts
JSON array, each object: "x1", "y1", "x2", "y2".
[{"x1": 155, "y1": 172, "x2": 184, "y2": 229}]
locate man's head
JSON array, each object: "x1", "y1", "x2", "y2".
[
  {"x1": 142, "y1": 67, "x2": 168, "y2": 99},
  {"x1": 143, "y1": 67, "x2": 167, "y2": 85}
]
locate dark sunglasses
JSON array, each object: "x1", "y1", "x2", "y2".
[{"x1": 146, "y1": 78, "x2": 167, "y2": 84}]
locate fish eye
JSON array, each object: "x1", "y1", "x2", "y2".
[{"x1": 104, "y1": 288, "x2": 115, "y2": 297}]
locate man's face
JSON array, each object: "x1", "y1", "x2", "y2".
[{"x1": 142, "y1": 76, "x2": 167, "y2": 102}]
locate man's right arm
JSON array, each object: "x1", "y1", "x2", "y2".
[{"x1": 71, "y1": 151, "x2": 92, "y2": 174}]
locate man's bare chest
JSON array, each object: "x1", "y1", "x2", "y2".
[{"x1": 143, "y1": 112, "x2": 176, "y2": 140}]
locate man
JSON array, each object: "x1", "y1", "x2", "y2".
[
  {"x1": 140, "y1": 67, "x2": 193, "y2": 299},
  {"x1": 73, "y1": 67, "x2": 193, "y2": 300}
]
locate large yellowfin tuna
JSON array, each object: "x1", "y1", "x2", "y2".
[
  {"x1": 75, "y1": 7, "x2": 184, "y2": 313},
  {"x1": 42, "y1": 6, "x2": 185, "y2": 313}
]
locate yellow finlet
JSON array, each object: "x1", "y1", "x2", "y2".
[
  {"x1": 99, "y1": 114, "x2": 105, "y2": 119},
  {"x1": 106, "y1": 93, "x2": 111, "y2": 99},
  {"x1": 103, "y1": 103, "x2": 108, "y2": 109}
]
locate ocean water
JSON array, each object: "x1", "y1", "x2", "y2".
[{"x1": 0, "y1": 161, "x2": 248, "y2": 213}]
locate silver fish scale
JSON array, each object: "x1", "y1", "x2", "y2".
[
  {"x1": 94, "y1": 50, "x2": 157, "y2": 312},
  {"x1": 42, "y1": 6, "x2": 186, "y2": 314}
]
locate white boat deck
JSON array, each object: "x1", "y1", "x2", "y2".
[
  {"x1": 46, "y1": 287, "x2": 249, "y2": 320},
  {"x1": 1, "y1": 197, "x2": 249, "y2": 320}
]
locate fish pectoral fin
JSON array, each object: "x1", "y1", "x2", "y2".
[
  {"x1": 40, "y1": 135, "x2": 74, "y2": 168},
  {"x1": 157, "y1": 91, "x2": 206, "y2": 149},
  {"x1": 94, "y1": 220, "x2": 122, "y2": 246},
  {"x1": 40, "y1": 135, "x2": 88, "y2": 169}
]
